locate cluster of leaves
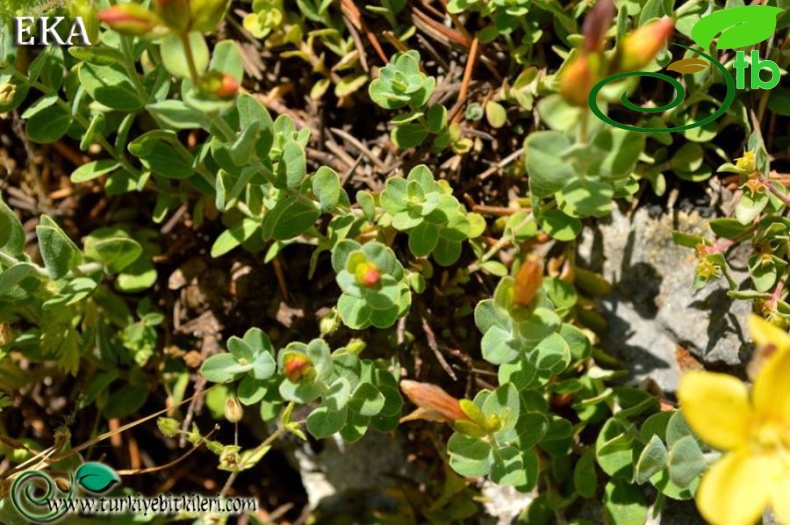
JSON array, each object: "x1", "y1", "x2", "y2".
[{"x1": 369, "y1": 51, "x2": 472, "y2": 152}]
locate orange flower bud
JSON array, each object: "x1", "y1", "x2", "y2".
[
  {"x1": 559, "y1": 54, "x2": 600, "y2": 107},
  {"x1": 399, "y1": 380, "x2": 469, "y2": 423},
  {"x1": 513, "y1": 254, "x2": 544, "y2": 306},
  {"x1": 283, "y1": 353, "x2": 314, "y2": 382},
  {"x1": 355, "y1": 261, "x2": 381, "y2": 287},
  {"x1": 97, "y1": 5, "x2": 162, "y2": 36},
  {"x1": 153, "y1": 0, "x2": 190, "y2": 33},
  {"x1": 617, "y1": 18, "x2": 675, "y2": 72},
  {"x1": 198, "y1": 72, "x2": 240, "y2": 99}
]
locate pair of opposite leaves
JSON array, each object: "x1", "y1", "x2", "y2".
[{"x1": 666, "y1": 5, "x2": 783, "y2": 74}]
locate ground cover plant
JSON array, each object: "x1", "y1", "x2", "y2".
[{"x1": 1, "y1": 0, "x2": 790, "y2": 523}]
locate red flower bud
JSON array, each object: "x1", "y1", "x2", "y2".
[
  {"x1": 198, "y1": 72, "x2": 240, "y2": 99},
  {"x1": 97, "y1": 5, "x2": 162, "y2": 36},
  {"x1": 283, "y1": 353, "x2": 314, "y2": 383},
  {"x1": 355, "y1": 261, "x2": 381, "y2": 287}
]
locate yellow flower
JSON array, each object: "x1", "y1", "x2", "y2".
[{"x1": 677, "y1": 315, "x2": 790, "y2": 525}]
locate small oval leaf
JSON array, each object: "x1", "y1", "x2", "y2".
[{"x1": 666, "y1": 58, "x2": 709, "y2": 74}]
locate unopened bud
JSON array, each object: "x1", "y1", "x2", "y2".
[
  {"x1": 513, "y1": 254, "x2": 544, "y2": 306},
  {"x1": 559, "y1": 54, "x2": 600, "y2": 107},
  {"x1": 0, "y1": 82, "x2": 15, "y2": 106},
  {"x1": 354, "y1": 261, "x2": 381, "y2": 287},
  {"x1": 198, "y1": 71, "x2": 239, "y2": 99},
  {"x1": 319, "y1": 308, "x2": 341, "y2": 336},
  {"x1": 189, "y1": 0, "x2": 231, "y2": 32},
  {"x1": 617, "y1": 18, "x2": 675, "y2": 72},
  {"x1": 97, "y1": 4, "x2": 162, "y2": 37},
  {"x1": 154, "y1": 0, "x2": 190, "y2": 33},
  {"x1": 0, "y1": 323, "x2": 14, "y2": 347},
  {"x1": 69, "y1": 0, "x2": 99, "y2": 44},
  {"x1": 157, "y1": 417, "x2": 180, "y2": 438},
  {"x1": 224, "y1": 397, "x2": 243, "y2": 423},
  {"x1": 582, "y1": 0, "x2": 615, "y2": 54},
  {"x1": 282, "y1": 352, "x2": 314, "y2": 383},
  {"x1": 399, "y1": 380, "x2": 469, "y2": 423}
]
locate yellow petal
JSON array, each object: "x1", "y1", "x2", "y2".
[
  {"x1": 677, "y1": 370, "x2": 752, "y2": 451},
  {"x1": 696, "y1": 449, "x2": 776, "y2": 525},
  {"x1": 753, "y1": 348, "x2": 790, "y2": 423},
  {"x1": 770, "y1": 474, "x2": 790, "y2": 524},
  {"x1": 748, "y1": 314, "x2": 790, "y2": 352}
]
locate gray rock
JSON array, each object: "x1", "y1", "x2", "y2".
[
  {"x1": 578, "y1": 207, "x2": 752, "y2": 393},
  {"x1": 292, "y1": 431, "x2": 419, "y2": 518}
]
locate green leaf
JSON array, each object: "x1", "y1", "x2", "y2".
[
  {"x1": 485, "y1": 100, "x2": 507, "y2": 128},
  {"x1": 147, "y1": 99, "x2": 211, "y2": 129},
  {"x1": 128, "y1": 131, "x2": 195, "y2": 179},
  {"x1": 306, "y1": 405, "x2": 348, "y2": 439},
  {"x1": 210, "y1": 40, "x2": 245, "y2": 82},
  {"x1": 709, "y1": 218, "x2": 751, "y2": 239},
  {"x1": 560, "y1": 178, "x2": 613, "y2": 217},
  {"x1": 71, "y1": 160, "x2": 120, "y2": 183},
  {"x1": 0, "y1": 198, "x2": 25, "y2": 256},
  {"x1": 595, "y1": 419, "x2": 634, "y2": 479},
  {"x1": 491, "y1": 446, "x2": 529, "y2": 486},
  {"x1": 635, "y1": 435, "x2": 668, "y2": 484},
  {"x1": 160, "y1": 32, "x2": 209, "y2": 79},
  {"x1": 533, "y1": 332, "x2": 571, "y2": 372},
  {"x1": 79, "y1": 62, "x2": 143, "y2": 111},
  {"x1": 262, "y1": 196, "x2": 320, "y2": 241},
  {"x1": 481, "y1": 326, "x2": 521, "y2": 365},
  {"x1": 275, "y1": 139, "x2": 306, "y2": 189},
  {"x1": 75, "y1": 463, "x2": 120, "y2": 493},
  {"x1": 448, "y1": 433, "x2": 492, "y2": 476},
  {"x1": 392, "y1": 123, "x2": 429, "y2": 149},
  {"x1": 409, "y1": 222, "x2": 439, "y2": 257},
  {"x1": 525, "y1": 131, "x2": 575, "y2": 197},
  {"x1": 540, "y1": 209, "x2": 582, "y2": 241},
  {"x1": 313, "y1": 166, "x2": 341, "y2": 213},
  {"x1": 539, "y1": 415, "x2": 573, "y2": 456},
  {"x1": 668, "y1": 435, "x2": 706, "y2": 488},
  {"x1": 84, "y1": 232, "x2": 143, "y2": 273},
  {"x1": 23, "y1": 99, "x2": 71, "y2": 144},
  {"x1": 211, "y1": 218, "x2": 261, "y2": 257},
  {"x1": 574, "y1": 450, "x2": 598, "y2": 498},
  {"x1": 237, "y1": 94, "x2": 274, "y2": 158},
  {"x1": 603, "y1": 479, "x2": 648, "y2": 525},
  {"x1": 36, "y1": 215, "x2": 82, "y2": 280},
  {"x1": 350, "y1": 383, "x2": 386, "y2": 417},
  {"x1": 200, "y1": 353, "x2": 252, "y2": 383}
]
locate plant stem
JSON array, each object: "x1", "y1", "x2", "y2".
[
  {"x1": 180, "y1": 33, "x2": 200, "y2": 84},
  {"x1": 219, "y1": 423, "x2": 292, "y2": 498}
]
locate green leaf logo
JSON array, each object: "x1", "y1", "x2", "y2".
[
  {"x1": 74, "y1": 463, "x2": 120, "y2": 493},
  {"x1": 692, "y1": 5, "x2": 783, "y2": 50}
]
